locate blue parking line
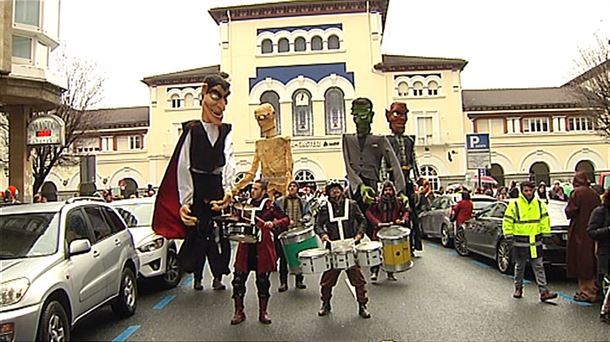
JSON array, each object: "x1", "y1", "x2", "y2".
[
  {"x1": 449, "y1": 251, "x2": 459, "y2": 257},
  {"x1": 557, "y1": 291, "x2": 593, "y2": 307},
  {"x1": 111, "y1": 325, "x2": 141, "y2": 342},
  {"x1": 471, "y1": 260, "x2": 491, "y2": 269},
  {"x1": 179, "y1": 274, "x2": 193, "y2": 287},
  {"x1": 153, "y1": 295, "x2": 177, "y2": 310},
  {"x1": 427, "y1": 243, "x2": 439, "y2": 249}
]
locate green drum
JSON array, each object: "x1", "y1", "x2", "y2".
[{"x1": 279, "y1": 226, "x2": 319, "y2": 274}]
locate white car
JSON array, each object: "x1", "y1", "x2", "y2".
[
  {"x1": 0, "y1": 199, "x2": 139, "y2": 341},
  {"x1": 112, "y1": 197, "x2": 182, "y2": 289}
]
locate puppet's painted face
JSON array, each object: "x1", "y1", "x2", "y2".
[
  {"x1": 351, "y1": 101, "x2": 374, "y2": 135},
  {"x1": 385, "y1": 103, "x2": 408, "y2": 135},
  {"x1": 202, "y1": 84, "x2": 230, "y2": 126},
  {"x1": 254, "y1": 103, "x2": 276, "y2": 134}
]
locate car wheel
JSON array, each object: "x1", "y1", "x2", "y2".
[
  {"x1": 111, "y1": 267, "x2": 137, "y2": 318},
  {"x1": 496, "y1": 239, "x2": 513, "y2": 275},
  {"x1": 37, "y1": 300, "x2": 70, "y2": 342},
  {"x1": 440, "y1": 224, "x2": 453, "y2": 248},
  {"x1": 160, "y1": 248, "x2": 182, "y2": 289},
  {"x1": 454, "y1": 225, "x2": 469, "y2": 256}
]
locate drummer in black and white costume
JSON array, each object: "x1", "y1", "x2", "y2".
[
  {"x1": 275, "y1": 180, "x2": 309, "y2": 291},
  {"x1": 315, "y1": 180, "x2": 371, "y2": 319}
]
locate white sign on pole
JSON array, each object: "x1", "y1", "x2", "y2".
[
  {"x1": 467, "y1": 153, "x2": 491, "y2": 170},
  {"x1": 465, "y1": 133, "x2": 491, "y2": 170},
  {"x1": 27, "y1": 115, "x2": 66, "y2": 146}
]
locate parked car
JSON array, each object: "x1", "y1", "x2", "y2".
[
  {"x1": 454, "y1": 199, "x2": 568, "y2": 274},
  {"x1": 0, "y1": 199, "x2": 139, "y2": 342},
  {"x1": 111, "y1": 197, "x2": 182, "y2": 289},
  {"x1": 419, "y1": 194, "x2": 495, "y2": 247}
]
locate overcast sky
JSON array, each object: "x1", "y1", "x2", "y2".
[{"x1": 58, "y1": 0, "x2": 610, "y2": 109}]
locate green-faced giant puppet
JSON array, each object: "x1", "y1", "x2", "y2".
[{"x1": 342, "y1": 97, "x2": 405, "y2": 213}]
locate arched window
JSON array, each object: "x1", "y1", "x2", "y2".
[
  {"x1": 328, "y1": 35, "x2": 340, "y2": 50},
  {"x1": 575, "y1": 160, "x2": 595, "y2": 183},
  {"x1": 324, "y1": 87, "x2": 345, "y2": 135},
  {"x1": 292, "y1": 89, "x2": 313, "y2": 136},
  {"x1": 490, "y1": 163, "x2": 505, "y2": 187},
  {"x1": 529, "y1": 162, "x2": 550, "y2": 186},
  {"x1": 311, "y1": 36, "x2": 323, "y2": 51},
  {"x1": 397, "y1": 82, "x2": 409, "y2": 97},
  {"x1": 294, "y1": 37, "x2": 306, "y2": 52},
  {"x1": 413, "y1": 82, "x2": 424, "y2": 96},
  {"x1": 427, "y1": 81, "x2": 439, "y2": 96},
  {"x1": 261, "y1": 39, "x2": 273, "y2": 54},
  {"x1": 278, "y1": 38, "x2": 290, "y2": 53},
  {"x1": 294, "y1": 169, "x2": 315, "y2": 182},
  {"x1": 184, "y1": 93, "x2": 194, "y2": 108},
  {"x1": 420, "y1": 165, "x2": 440, "y2": 191},
  {"x1": 260, "y1": 90, "x2": 281, "y2": 135},
  {"x1": 170, "y1": 94, "x2": 182, "y2": 109}
]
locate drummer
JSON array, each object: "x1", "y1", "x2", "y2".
[
  {"x1": 275, "y1": 181, "x2": 309, "y2": 291},
  {"x1": 365, "y1": 180, "x2": 409, "y2": 282},
  {"x1": 230, "y1": 179, "x2": 290, "y2": 325},
  {"x1": 315, "y1": 180, "x2": 371, "y2": 319}
]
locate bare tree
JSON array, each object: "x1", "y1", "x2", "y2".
[
  {"x1": 568, "y1": 34, "x2": 610, "y2": 137},
  {"x1": 31, "y1": 48, "x2": 105, "y2": 194}
]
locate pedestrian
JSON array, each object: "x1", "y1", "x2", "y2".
[
  {"x1": 566, "y1": 171, "x2": 601, "y2": 302},
  {"x1": 315, "y1": 180, "x2": 371, "y2": 318},
  {"x1": 502, "y1": 181, "x2": 558, "y2": 302},
  {"x1": 508, "y1": 180, "x2": 519, "y2": 198},
  {"x1": 497, "y1": 187, "x2": 509, "y2": 200},
  {"x1": 586, "y1": 188, "x2": 610, "y2": 323},
  {"x1": 274, "y1": 180, "x2": 309, "y2": 291},
  {"x1": 152, "y1": 73, "x2": 235, "y2": 291},
  {"x1": 365, "y1": 180, "x2": 408, "y2": 282},
  {"x1": 537, "y1": 182, "x2": 548, "y2": 203},
  {"x1": 230, "y1": 179, "x2": 290, "y2": 325},
  {"x1": 452, "y1": 191, "x2": 473, "y2": 228}
]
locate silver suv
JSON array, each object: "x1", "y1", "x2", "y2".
[{"x1": 0, "y1": 199, "x2": 140, "y2": 341}]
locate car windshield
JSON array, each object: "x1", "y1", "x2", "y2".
[
  {"x1": 0, "y1": 213, "x2": 59, "y2": 259},
  {"x1": 113, "y1": 203, "x2": 153, "y2": 228},
  {"x1": 473, "y1": 200, "x2": 494, "y2": 210}
]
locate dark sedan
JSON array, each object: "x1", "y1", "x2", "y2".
[{"x1": 454, "y1": 199, "x2": 568, "y2": 274}]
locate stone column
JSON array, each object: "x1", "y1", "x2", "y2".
[{"x1": 7, "y1": 106, "x2": 33, "y2": 202}]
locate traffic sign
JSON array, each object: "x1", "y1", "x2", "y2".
[
  {"x1": 466, "y1": 133, "x2": 491, "y2": 170},
  {"x1": 467, "y1": 152, "x2": 491, "y2": 169},
  {"x1": 466, "y1": 133, "x2": 490, "y2": 151}
]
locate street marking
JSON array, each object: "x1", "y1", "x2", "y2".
[
  {"x1": 179, "y1": 275, "x2": 193, "y2": 287},
  {"x1": 427, "y1": 243, "x2": 439, "y2": 249},
  {"x1": 449, "y1": 251, "x2": 459, "y2": 257},
  {"x1": 111, "y1": 325, "x2": 141, "y2": 342},
  {"x1": 557, "y1": 291, "x2": 593, "y2": 307},
  {"x1": 471, "y1": 260, "x2": 491, "y2": 269},
  {"x1": 153, "y1": 295, "x2": 177, "y2": 310},
  {"x1": 344, "y1": 278, "x2": 357, "y2": 300}
]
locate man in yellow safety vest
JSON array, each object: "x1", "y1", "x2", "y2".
[{"x1": 503, "y1": 181, "x2": 558, "y2": 302}]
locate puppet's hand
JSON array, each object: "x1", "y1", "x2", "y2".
[
  {"x1": 211, "y1": 191, "x2": 232, "y2": 212},
  {"x1": 179, "y1": 205, "x2": 198, "y2": 226},
  {"x1": 359, "y1": 184, "x2": 375, "y2": 204}
]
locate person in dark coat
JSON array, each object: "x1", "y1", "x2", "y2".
[
  {"x1": 452, "y1": 191, "x2": 474, "y2": 227},
  {"x1": 587, "y1": 188, "x2": 610, "y2": 323},
  {"x1": 230, "y1": 179, "x2": 290, "y2": 325},
  {"x1": 566, "y1": 171, "x2": 601, "y2": 302}
]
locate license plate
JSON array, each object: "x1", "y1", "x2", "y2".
[{"x1": 562, "y1": 233, "x2": 568, "y2": 241}]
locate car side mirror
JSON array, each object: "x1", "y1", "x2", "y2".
[{"x1": 69, "y1": 239, "x2": 92, "y2": 256}]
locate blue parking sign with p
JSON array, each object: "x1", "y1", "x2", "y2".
[{"x1": 466, "y1": 133, "x2": 490, "y2": 150}]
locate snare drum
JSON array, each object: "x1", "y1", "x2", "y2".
[
  {"x1": 355, "y1": 241, "x2": 383, "y2": 267},
  {"x1": 279, "y1": 226, "x2": 319, "y2": 274},
  {"x1": 377, "y1": 225, "x2": 413, "y2": 272},
  {"x1": 331, "y1": 245, "x2": 357, "y2": 270},
  {"x1": 226, "y1": 222, "x2": 261, "y2": 244},
  {"x1": 298, "y1": 248, "x2": 331, "y2": 274}
]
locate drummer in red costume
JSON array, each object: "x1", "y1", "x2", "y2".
[
  {"x1": 365, "y1": 180, "x2": 409, "y2": 282},
  {"x1": 231, "y1": 178, "x2": 290, "y2": 325}
]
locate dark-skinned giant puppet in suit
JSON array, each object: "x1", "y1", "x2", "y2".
[
  {"x1": 384, "y1": 102, "x2": 423, "y2": 253},
  {"x1": 342, "y1": 97, "x2": 405, "y2": 218}
]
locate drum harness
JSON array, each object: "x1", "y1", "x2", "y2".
[{"x1": 327, "y1": 200, "x2": 351, "y2": 242}]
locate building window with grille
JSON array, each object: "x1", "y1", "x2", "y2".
[
  {"x1": 170, "y1": 94, "x2": 182, "y2": 109},
  {"x1": 416, "y1": 117, "x2": 433, "y2": 145},
  {"x1": 397, "y1": 82, "x2": 409, "y2": 97},
  {"x1": 100, "y1": 136, "x2": 113, "y2": 152},
  {"x1": 129, "y1": 136, "x2": 143, "y2": 150},
  {"x1": 294, "y1": 37, "x2": 306, "y2": 52},
  {"x1": 261, "y1": 39, "x2": 273, "y2": 54},
  {"x1": 413, "y1": 82, "x2": 424, "y2": 96},
  {"x1": 294, "y1": 169, "x2": 315, "y2": 182},
  {"x1": 427, "y1": 81, "x2": 439, "y2": 96},
  {"x1": 311, "y1": 36, "x2": 323, "y2": 51},
  {"x1": 523, "y1": 117, "x2": 549, "y2": 133},
  {"x1": 12, "y1": 35, "x2": 32, "y2": 59},
  {"x1": 324, "y1": 87, "x2": 345, "y2": 135},
  {"x1": 278, "y1": 38, "x2": 290, "y2": 53},
  {"x1": 568, "y1": 116, "x2": 593, "y2": 132},
  {"x1": 14, "y1": 0, "x2": 40, "y2": 27},
  {"x1": 292, "y1": 89, "x2": 313, "y2": 136},
  {"x1": 420, "y1": 165, "x2": 440, "y2": 191},
  {"x1": 260, "y1": 90, "x2": 281, "y2": 135},
  {"x1": 328, "y1": 35, "x2": 340, "y2": 50}
]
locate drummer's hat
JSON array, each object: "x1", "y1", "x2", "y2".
[{"x1": 326, "y1": 179, "x2": 344, "y2": 196}]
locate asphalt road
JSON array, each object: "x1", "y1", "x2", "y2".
[{"x1": 72, "y1": 240, "x2": 609, "y2": 341}]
